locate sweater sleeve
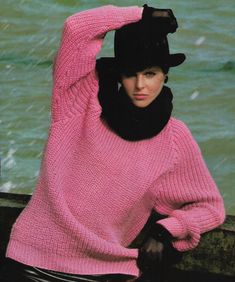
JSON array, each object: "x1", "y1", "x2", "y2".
[
  {"x1": 153, "y1": 120, "x2": 225, "y2": 251},
  {"x1": 51, "y1": 5, "x2": 143, "y2": 121}
]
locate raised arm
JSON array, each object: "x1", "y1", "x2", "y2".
[
  {"x1": 153, "y1": 120, "x2": 225, "y2": 251},
  {"x1": 50, "y1": 5, "x2": 143, "y2": 122},
  {"x1": 53, "y1": 5, "x2": 143, "y2": 89}
]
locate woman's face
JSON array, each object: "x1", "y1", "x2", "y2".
[{"x1": 121, "y1": 66, "x2": 166, "y2": 108}]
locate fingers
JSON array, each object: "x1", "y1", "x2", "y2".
[
  {"x1": 142, "y1": 238, "x2": 164, "y2": 255},
  {"x1": 137, "y1": 238, "x2": 165, "y2": 272}
]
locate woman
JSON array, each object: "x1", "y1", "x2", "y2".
[{"x1": 0, "y1": 4, "x2": 225, "y2": 282}]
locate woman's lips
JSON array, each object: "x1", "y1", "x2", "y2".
[{"x1": 133, "y1": 94, "x2": 148, "y2": 100}]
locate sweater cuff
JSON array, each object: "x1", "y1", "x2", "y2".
[
  {"x1": 116, "y1": 6, "x2": 143, "y2": 25},
  {"x1": 156, "y1": 217, "x2": 188, "y2": 239}
]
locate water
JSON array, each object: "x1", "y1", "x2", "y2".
[{"x1": 1, "y1": 0, "x2": 235, "y2": 215}]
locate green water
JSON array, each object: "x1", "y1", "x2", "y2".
[{"x1": 1, "y1": 0, "x2": 235, "y2": 214}]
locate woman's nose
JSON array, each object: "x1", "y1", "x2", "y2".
[{"x1": 135, "y1": 75, "x2": 145, "y2": 89}]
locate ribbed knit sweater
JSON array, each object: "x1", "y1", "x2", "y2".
[{"x1": 6, "y1": 5, "x2": 225, "y2": 277}]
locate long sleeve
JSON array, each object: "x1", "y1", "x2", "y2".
[
  {"x1": 153, "y1": 119, "x2": 225, "y2": 251},
  {"x1": 51, "y1": 5, "x2": 143, "y2": 121}
]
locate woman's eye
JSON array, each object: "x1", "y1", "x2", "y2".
[{"x1": 145, "y1": 72, "x2": 156, "y2": 77}]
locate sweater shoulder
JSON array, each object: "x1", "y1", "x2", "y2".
[
  {"x1": 169, "y1": 117, "x2": 201, "y2": 157},
  {"x1": 170, "y1": 117, "x2": 193, "y2": 137}
]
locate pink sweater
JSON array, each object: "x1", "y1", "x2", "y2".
[{"x1": 6, "y1": 5, "x2": 225, "y2": 277}]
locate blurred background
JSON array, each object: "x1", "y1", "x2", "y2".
[{"x1": 0, "y1": 0, "x2": 235, "y2": 214}]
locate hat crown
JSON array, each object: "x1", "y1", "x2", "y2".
[
  {"x1": 114, "y1": 20, "x2": 185, "y2": 72},
  {"x1": 115, "y1": 21, "x2": 169, "y2": 56}
]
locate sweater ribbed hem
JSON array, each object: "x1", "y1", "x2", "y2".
[{"x1": 6, "y1": 239, "x2": 140, "y2": 277}]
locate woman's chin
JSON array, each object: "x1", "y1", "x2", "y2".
[{"x1": 132, "y1": 100, "x2": 151, "y2": 108}]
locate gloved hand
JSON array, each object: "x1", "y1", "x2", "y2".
[
  {"x1": 137, "y1": 237, "x2": 164, "y2": 273},
  {"x1": 142, "y1": 4, "x2": 178, "y2": 37},
  {"x1": 136, "y1": 224, "x2": 175, "y2": 273}
]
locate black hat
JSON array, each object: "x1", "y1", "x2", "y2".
[{"x1": 99, "y1": 20, "x2": 186, "y2": 74}]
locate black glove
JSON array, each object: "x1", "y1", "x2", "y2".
[
  {"x1": 137, "y1": 237, "x2": 164, "y2": 273},
  {"x1": 137, "y1": 224, "x2": 174, "y2": 273},
  {"x1": 142, "y1": 4, "x2": 178, "y2": 37}
]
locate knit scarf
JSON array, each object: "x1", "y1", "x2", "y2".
[{"x1": 98, "y1": 76, "x2": 173, "y2": 141}]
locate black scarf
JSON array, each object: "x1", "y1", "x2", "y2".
[{"x1": 97, "y1": 68, "x2": 173, "y2": 142}]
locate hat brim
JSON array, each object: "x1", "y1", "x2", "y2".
[
  {"x1": 167, "y1": 53, "x2": 186, "y2": 67},
  {"x1": 97, "y1": 53, "x2": 186, "y2": 73}
]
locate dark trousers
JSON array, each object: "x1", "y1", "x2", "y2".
[{"x1": 0, "y1": 258, "x2": 135, "y2": 282}]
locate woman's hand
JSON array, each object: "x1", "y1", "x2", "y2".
[
  {"x1": 142, "y1": 4, "x2": 178, "y2": 37},
  {"x1": 137, "y1": 237, "x2": 165, "y2": 272},
  {"x1": 136, "y1": 224, "x2": 182, "y2": 273}
]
